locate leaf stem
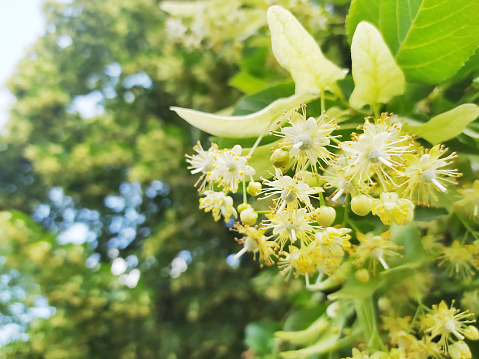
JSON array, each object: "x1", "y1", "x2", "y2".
[
  {"x1": 321, "y1": 88, "x2": 326, "y2": 113},
  {"x1": 354, "y1": 297, "x2": 384, "y2": 352},
  {"x1": 247, "y1": 116, "x2": 276, "y2": 158},
  {"x1": 373, "y1": 103, "x2": 380, "y2": 119},
  {"x1": 456, "y1": 212, "x2": 479, "y2": 241}
]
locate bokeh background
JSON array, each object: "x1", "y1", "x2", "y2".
[{"x1": 0, "y1": 0, "x2": 352, "y2": 358}]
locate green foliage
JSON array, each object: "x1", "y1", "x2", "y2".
[
  {"x1": 2, "y1": 0, "x2": 479, "y2": 358},
  {"x1": 413, "y1": 104, "x2": 479, "y2": 144},
  {"x1": 347, "y1": 0, "x2": 479, "y2": 83}
]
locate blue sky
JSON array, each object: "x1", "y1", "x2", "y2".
[{"x1": 0, "y1": 0, "x2": 45, "y2": 128}]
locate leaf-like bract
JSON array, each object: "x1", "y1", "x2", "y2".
[
  {"x1": 267, "y1": 5, "x2": 346, "y2": 95},
  {"x1": 346, "y1": 0, "x2": 479, "y2": 83},
  {"x1": 349, "y1": 22, "x2": 405, "y2": 110},
  {"x1": 171, "y1": 92, "x2": 317, "y2": 138},
  {"x1": 413, "y1": 104, "x2": 479, "y2": 144}
]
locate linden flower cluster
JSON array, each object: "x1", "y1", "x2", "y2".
[
  {"x1": 177, "y1": 5, "x2": 479, "y2": 358},
  {"x1": 185, "y1": 105, "x2": 463, "y2": 286},
  {"x1": 342, "y1": 300, "x2": 479, "y2": 359}
]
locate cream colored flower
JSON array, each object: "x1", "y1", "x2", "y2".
[
  {"x1": 372, "y1": 192, "x2": 414, "y2": 226},
  {"x1": 353, "y1": 231, "x2": 402, "y2": 272},
  {"x1": 263, "y1": 208, "x2": 316, "y2": 249},
  {"x1": 400, "y1": 145, "x2": 459, "y2": 205},
  {"x1": 422, "y1": 300, "x2": 476, "y2": 352},
  {"x1": 455, "y1": 180, "x2": 479, "y2": 219},
  {"x1": 199, "y1": 191, "x2": 237, "y2": 222},
  {"x1": 186, "y1": 141, "x2": 218, "y2": 190},
  {"x1": 340, "y1": 114, "x2": 412, "y2": 188},
  {"x1": 276, "y1": 104, "x2": 338, "y2": 172},
  {"x1": 260, "y1": 173, "x2": 322, "y2": 214},
  {"x1": 209, "y1": 144, "x2": 255, "y2": 193}
]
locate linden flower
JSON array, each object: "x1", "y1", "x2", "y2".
[
  {"x1": 448, "y1": 341, "x2": 472, "y2": 359},
  {"x1": 199, "y1": 190, "x2": 237, "y2": 222},
  {"x1": 209, "y1": 144, "x2": 255, "y2": 193},
  {"x1": 437, "y1": 240, "x2": 478, "y2": 278},
  {"x1": 186, "y1": 141, "x2": 218, "y2": 190},
  {"x1": 339, "y1": 114, "x2": 412, "y2": 188},
  {"x1": 275, "y1": 104, "x2": 338, "y2": 172},
  {"x1": 321, "y1": 158, "x2": 355, "y2": 202},
  {"x1": 312, "y1": 227, "x2": 352, "y2": 274},
  {"x1": 422, "y1": 300, "x2": 476, "y2": 352},
  {"x1": 372, "y1": 192, "x2": 414, "y2": 226},
  {"x1": 344, "y1": 348, "x2": 391, "y2": 359},
  {"x1": 278, "y1": 244, "x2": 319, "y2": 278},
  {"x1": 262, "y1": 208, "x2": 317, "y2": 249},
  {"x1": 260, "y1": 173, "x2": 323, "y2": 214},
  {"x1": 353, "y1": 231, "x2": 402, "y2": 272},
  {"x1": 400, "y1": 145, "x2": 460, "y2": 205},
  {"x1": 233, "y1": 224, "x2": 276, "y2": 266},
  {"x1": 455, "y1": 180, "x2": 479, "y2": 219}
]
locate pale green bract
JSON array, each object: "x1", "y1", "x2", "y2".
[
  {"x1": 349, "y1": 22, "x2": 405, "y2": 110},
  {"x1": 413, "y1": 104, "x2": 479, "y2": 145},
  {"x1": 267, "y1": 5, "x2": 347, "y2": 95},
  {"x1": 171, "y1": 92, "x2": 317, "y2": 138},
  {"x1": 346, "y1": 0, "x2": 479, "y2": 84}
]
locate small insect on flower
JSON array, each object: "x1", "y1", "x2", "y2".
[
  {"x1": 199, "y1": 190, "x2": 237, "y2": 222},
  {"x1": 186, "y1": 141, "x2": 218, "y2": 190},
  {"x1": 400, "y1": 145, "x2": 460, "y2": 206},
  {"x1": 209, "y1": 144, "x2": 255, "y2": 193},
  {"x1": 353, "y1": 231, "x2": 402, "y2": 273},
  {"x1": 437, "y1": 240, "x2": 478, "y2": 278},
  {"x1": 274, "y1": 103, "x2": 339, "y2": 173},
  {"x1": 339, "y1": 113, "x2": 412, "y2": 189},
  {"x1": 422, "y1": 300, "x2": 477, "y2": 352},
  {"x1": 372, "y1": 192, "x2": 414, "y2": 226}
]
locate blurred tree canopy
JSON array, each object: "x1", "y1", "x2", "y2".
[{"x1": 0, "y1": 0, "x2": 348, "y2": 357}]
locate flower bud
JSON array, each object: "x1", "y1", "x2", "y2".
[
  {"x1": 315, "y1": 206, "x2": 336, "y2": 227},
  {"x1": 351, "y1": 195, "x2": 373, "y2": 216},
  {"x1": 240, "y1": 207, "x2": 258, "y2": 226},
  {"x1": 378, "y1": 297, "x2": 391, "y2": 312},
  {"x1": 237, "y1": 203, "x2": 251, "y2": 213},
  {"x1": 247, "y1": 181, "x2": 262, "y2": 196},
  {"x1": 355, "y1": 268, "x2": 370, "y2": 283},
  {"x1": 448, "y1": 341, "x2": 472, "y2": 359},
  {"x1": 464, "y1": 325, "x2": 479, "y2": 340},
  {"x1": 270, "y1": 148, "x2": 289, "y2": 168}
]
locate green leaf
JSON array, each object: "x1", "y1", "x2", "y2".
[
  {"x1": 267, "y1": 5, "x2": 347, "y2": 95},
  {"x1": 412, "y1": 104, "x2": 479, "y2": 144},
  {"x1": 228, "y1": 71, "x2": 270, "y2": 95},
  {"x1": 395, "y1": 0, "x2": 479, "y2": 83},
  {"x1": 245, "y1": 320, "x2": 279, "y2": 355},
  {"x1": 378, "y1": 0, "x2": 422, "y2": 54},
  {"x1": 349, "y1": 22, "x2": 405, "y2": 109},
  {"x1": 233, "y1": 82, "x2": 295, "y2": 116},
  {"x1": 242, "y1": 140, "x2": 282, "y2": 180},
  {"x1": 276, "y1": 316, "x2": 328, "y2": 345},
  {"x1": 171, "y1": 91, "x2": 318, "y2": 138},
  {"x1": 328, "y1": 275, "x2": 380, "y2": 300},
  {"x1": 345, "y1": 0, "x2": 380, "y2": 43},
  {"x1": 346, "y1": 0, "x2": 479, "y2": 83}
]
